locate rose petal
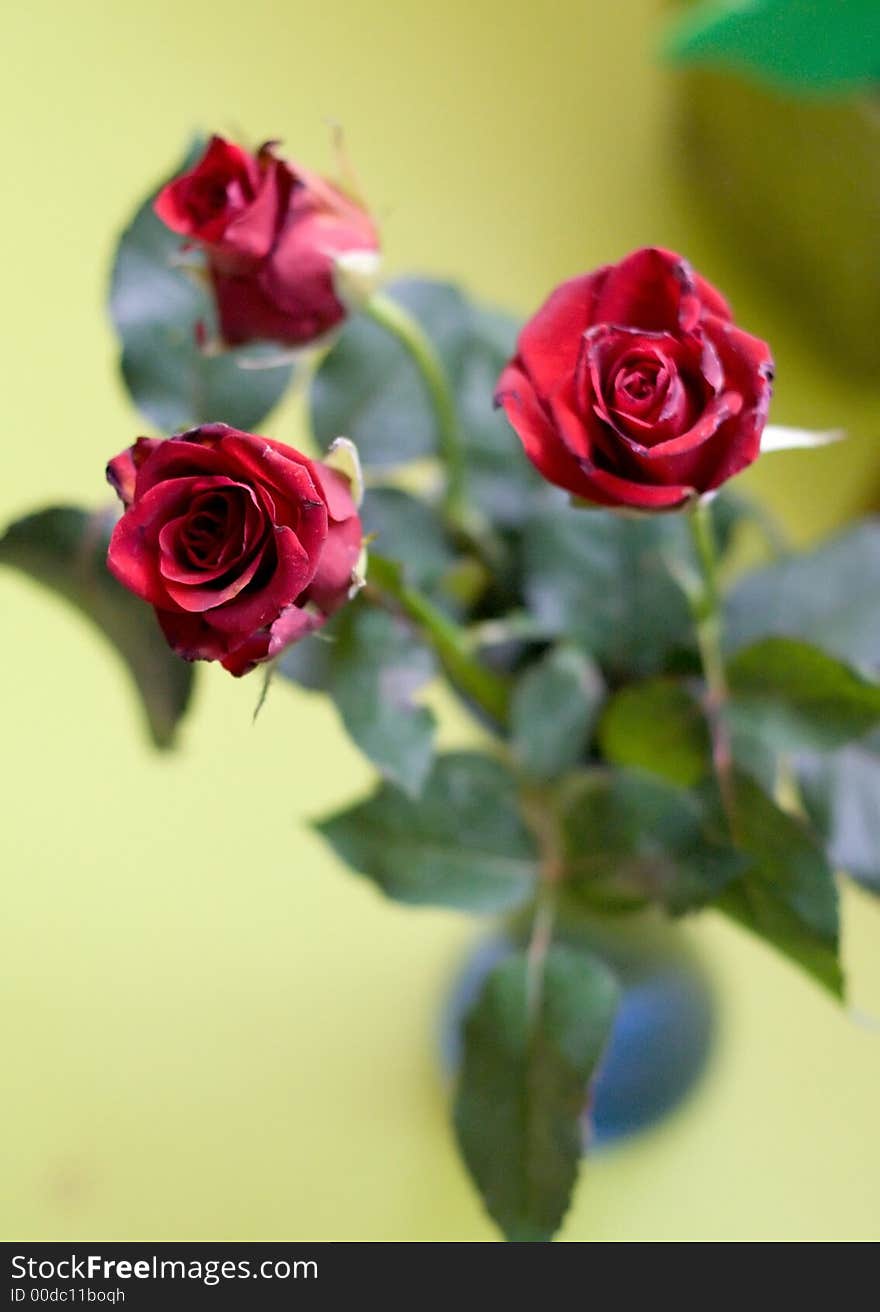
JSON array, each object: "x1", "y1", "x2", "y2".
[
  {"x1": 516, "y1": 269, "x2": 609, "y2": 398},
  {"x1": 310, "y1": 462, "x2": 357, "y2": 524},
  {"x1": 495, "y1": 362, "x2": 604, "y2": 500},
  {"x1": 202, "y1": 524, "x2": 311, "y2": 636},
  {"x1": 156, "y1": 607, "x2": 234, "y2": 663},
  {"x1": 107, "y1": 475, "x2": 242, "y2": 606},
  {"x1": 154, "y1": 136, "x2": 259, "y2": 244},
  {"x1": 304, "y1": 513, "x2": 363, "y2": 613},
  {"x1": 220, "y1": 603, "x2": 324, "y2": 677},
  {"x1": 594, "y1": 248, "x2": 701, "y2": 334}
]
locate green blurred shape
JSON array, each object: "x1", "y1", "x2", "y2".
[
  {"x1": 665, "y1": 0, "x2": 880, "y2": 94},
  {"x1": 677, "y1": 65, "x2": 880, "y2": 374}
]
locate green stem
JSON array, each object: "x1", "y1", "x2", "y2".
[
  {"x1": 521, "y1": 787, "x2": 562, "y2": 1025},
  {"x1": 364, "y1": 290, "x2": 468, "y2": 526},
  {"x1": 686, "y1": 498, "x2": 736, "y2": 823},
  {"x1": 368, "y1": 555, "x2": 511, "y2": 728},
  {"x1": 526, "y1": 879, "x2": 557, "y2": 1026}
]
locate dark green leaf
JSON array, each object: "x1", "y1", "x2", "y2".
[
  {"x1": 798, "y1": 734, "x2": 880, "y2": 896},
  {"x1": 456, "y1": 306, "x2": 547, "y2": 526},
  {"x1": 360, "y1": 487, "x2": 455, "y2": 592},
  {"x1": 728, "y1": 637, "x2": 880, "y2": 752},
  {"x1": 664, "y1": 0, "x2": 879, "y2": 94},
  {"x1": 511, "y1": 646, "x2": 604, "y2": 782},
  {"x1": 315, "y1": 752, "x2": 537, "y2": 912},
  {"x1": 311, "y1": 278, "x2": 469, "y2": 466},
  {"x1": 559, "y1": 768, "x2": 747, "y2": 915},
  {"x1": 454, "y1": 944, "x2": 619, "y2": 1242},
  {"x1": 521, "y1": 502, "x2": 695, "y2": 678},
  {"x1": 275, "y1": 621, "x2": 337, "y2": 692},
  {"x1": 110, "y1": 141, "x2": 294, "y2": 432},
  {"x1": 330, "y1": 602, "x2": 436, "y2": 797},
  {"x1": 0, "y1": 506, "x2": 193, "y2": 748},
  {"x1": 311, "y1": 279, "x2": 544, "y2": 523},
  {"x1": 598, "y1": 679, "x2": 710, "y2": 786},
  {"x1": 278, "y1": 600, "x2": 437, "y2": 796},
  {"x1": 725, "y1": 519, "x2": 880, "y2": 670},
  {"x1": 719, "y1": 772, "x2": 842, "y2": 996}
]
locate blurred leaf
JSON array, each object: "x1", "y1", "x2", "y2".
[
  {"x1": 311, "y1": 278, "x2": 466, "y2": 465},
  {"x1": 719, "y1": 772, "x2": 842, "y2": 997},
  {"x1": 366, "y1": 553, "x2": 512, "y2": 726},
  {"x1": 278, "y1": 600, "x2": 436, "y2": 796},
  {"x1": 0, "y1": 506, "x2": 193, "y2": 748},
  {"x1": 511, "y1": 646, "x2": 604, "y2": 782},
  {"x1": 457, "y1": 306, "x2": 547, "y2": 525},
  {"x1": 275, "y1": 620, "x2": 337, "y2": 692},
  {"x1": 360, "y1": 487, "x2": 456, "y2": 592},
  {"x1": 559, "y1": 769, "x2": 747, "y2": 915},
  {"x1": 664, "y1": 0, "x2": 880, "y2": 94},
  {"x1": 599, "y1": 680, "x2": 710, "y2": 787},
  {"x1": 521, "y1": 502, "x2": 695, "y2": 678},
  {"x1": 110, "y1": 140, "x2": 294, "y2": 432},
  {"x1": 725, "y1": 519, "x2": 880, "y2": 670},
  {"x1": 728, "y1": 637, "x2": 880, "y2": 752},
  {"x1": 330, "y1": 602, "x2": 436, "y2": 797},
  {"x1": 311, "y1": 278, "x2": 544, "y2": 524},
  {"x1": 798, "y1": 733, "x2": 880, "y2": 896},
  {"x1": 315, "y1": 752, "x2": 537, "y2": 912},
  {"x1": 453, "y1": 945, "x2": 619, "y2": 1243}
]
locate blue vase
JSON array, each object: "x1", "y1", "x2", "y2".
[{"x1": 440, "y1": 913, "x2": 715, "y2": 1149}]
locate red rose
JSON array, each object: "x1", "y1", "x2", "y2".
[
  {"x1": 154, "y1": 136, "x2": 380, "y2": 347},
  {"x1": 495, "y1": 247, "x2": 773, "y2": 510},
  {"x1": 106, "y1": 424, "x2": 363, "y2": 676},
  {"x1": 154, "y1": 136, "x2": 289, "y2": 275}
]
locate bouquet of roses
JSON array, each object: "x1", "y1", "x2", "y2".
[{"x1": 3, "y1": 133, "x2": 877, "y2": 1242}]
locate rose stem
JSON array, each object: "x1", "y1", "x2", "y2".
[
  {"x1": 686, "y1": 497, "x2": 736, "y2": 826},
  {"x1": 366, "y1": 554, "x2": 511, "y2": 728},
  {"x1": 363, "y1": 291, "x2": 469, "y2": 528},
  {"x1": 520, "y1": 788, "x2": 563, "y2": 1025}
]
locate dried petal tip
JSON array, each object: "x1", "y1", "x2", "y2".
[
  {"x1": 332, "y1": 249, "x2": 383, "y2": 311},
  {"x1": 324, "y1": 436, "x2": 364, "y2": 508}
]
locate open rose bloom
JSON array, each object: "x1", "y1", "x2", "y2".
[
  {"x1": 495, "y1": 247, "x2": 774, "y2": 510},
  {"x1": 106, "y1": 425, "x2": 363, "y2": 676},
  {"x1": 154, "y1": 136, "x2": 380, "y2": 347}
]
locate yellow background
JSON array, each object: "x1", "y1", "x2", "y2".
[{"x1": 2, "y1": 0, "x2": 879, "y2": 1241}]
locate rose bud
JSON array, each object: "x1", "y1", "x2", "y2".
[
  {"x1": 106, "y1": 424, "x2": 364, "y2": 676},
  {"x1": 495, "y1": 247, "x2": 773, "y2": 511},
  {"x1": 154, "y1": 136, "x2": 290, "y2": 276},
  {"x1": 154, "y1": 135, "x2": 380, "y2": 347}
]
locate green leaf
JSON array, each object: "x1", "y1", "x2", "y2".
[
  {"x1": 311, "y1": 279, "x2": 543, "y2": 524},
  {"x1": 719, "y1": 772, "x2": 842, "y2": 996},
  {"x1": 110, "y1": 140, "x2": 294, "y2": 432},
  {"x1": 598, "y1": 679, "x2": 710, "y2": 786},
  {"x1": 511, "y1": 646, "x2": 604, "y2": 782},
  {"x1": 366, "y1": 553, "x2": 512, "y2": 726},
  {"x1": 664, "y1": 0, "x2": 880, "y2": 95},
  {"x1": 275, "y1": 620, "x2": 337, "y2": 692},
  {"x1": 728, "y1": 637, "x2": 880, "y2": 753},
  {"x1": 278, "y1": 600, "x2": 436, "y2": 796},
  {"x1": 521, "y1": 503, "x2": 695, "y2": 678},
  {"x1": 311, "y1": 278, "x2": 467, "y2": 466},
  {"x1": 559, "y1": 769, "x2": 747, "y2": 916},
  {"x1": 330, "y1": 602, "x2": 437, "y2": 797},
  {"x1": 456, "y1": 306, "x2": 547, "y2": 526},
  {"x1": 360, "y1": 487, "x2": 456, "y2": 592},
  {"x1": 0, "y1": 506, "x2": 193, "y2": 748},
  {"x1": 315, "y1": 752, "x2": 538, "y2": 912},
  {"x1": 798, "y1": 734, "x2": 880, "y2": 896},
  {"x1": 725, "y1": 519, "x2": 880, "y2": 670},
  {"x1": 453, "y1": 944, "x2": 619, "y2": 1242}
]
